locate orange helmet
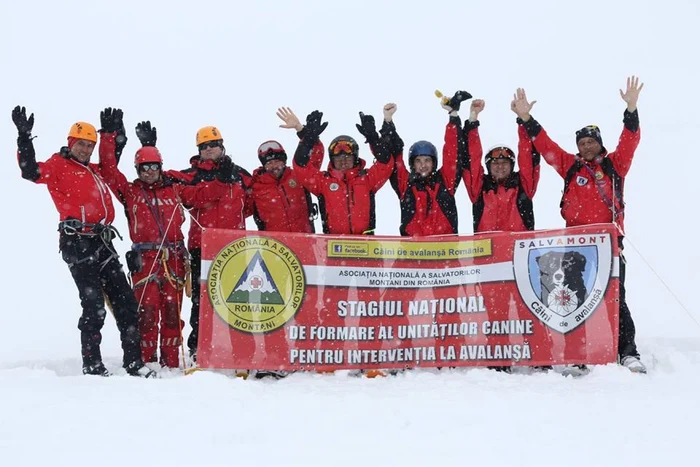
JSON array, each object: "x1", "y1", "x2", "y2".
[
  {"x1": 67, "y1": 122, "x2": 98, "y2": 143},
  {"x1": 196, "y1": 126, "x2": 223, "y2": 146},
  {"x1": 134, "y1": 147, "x2": 163, "y2": 166}
]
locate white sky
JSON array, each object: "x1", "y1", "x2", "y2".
[{"x1": 2, "y1": 3, "x2": 700, "y2": 466}]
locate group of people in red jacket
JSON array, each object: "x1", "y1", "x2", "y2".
[{"x1": 13, "y1": 75, "x2": 646, "y2": 377}]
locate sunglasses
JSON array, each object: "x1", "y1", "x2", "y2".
[
  {"x1": 329, "y1": 140, "x2": 355, "y2": 157},
  {"x1": 258, "y1": 140, "x2": 285, "y2": 157},
  {"x1": 139, "y1": 163, "x2": 161, "y2": 172},
  {"x1": 198, "y1": 140, "x2": 222, "y2": 151}
]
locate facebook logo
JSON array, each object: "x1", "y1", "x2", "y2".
[{"x1": 333, "y1": 244, "x2": 343, "y2": 253}]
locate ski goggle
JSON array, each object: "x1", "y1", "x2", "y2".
[
  {"x1": 138, "y1": 163, "x2": 161, "y2": 172},
  {"x1": 487, "y1": 147, "x2": 514, "y2": 161},
  {"x1": 257, "y1": 140, "x2": 285, "y2": 157},
  {"x1": 198, "y1": 140, "x2": 222, "y2": 151},
  {"x1": 329, "y1": 140, "x2": 355, "y2": 156}
]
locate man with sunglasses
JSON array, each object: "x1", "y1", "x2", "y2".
[
  {"x1": 379, "y1": 91, "x2": 470, "y2": 236},
  {"x1": 169, "y1": 126, "x2": 252, "y2": 362},
  {"x1": 13, "y1": 105, "x2": 154, "y2": 378},
  {"x1": 461, "y1": 98, "x2": 540, "y2": 233},
  {"x1": 249, "y1": 108, "x2": 323, "y2": 233},
  {"x1": 292, "y1": 110, "x2": 393, "y2": 235},
  {"x1": 512, "y1": 76, "x2": 646, "y2": 374},
  {"x1": 99, "y1": 120, "x2": 231, "y2": 369}
]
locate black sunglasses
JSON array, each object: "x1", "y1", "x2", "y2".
[
  {"x1": 139, "y1": 163, "x2": 161, "y2": 172},
  {"x1": 198, "y1": 140, "x2": 222, "y2": 151}
]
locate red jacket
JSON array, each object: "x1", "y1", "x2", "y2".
[
  {"x1": 390, "y1": 119, "x2": 461, "y2": 236},
  {"x1": 294, "y1": 143, "x2": 394, "y2": 235},
  {"x1": 17, "y1": 133, "x2": 115, "y2": 225},
  {"x1": 170, "y1": 156, "x2": 252, "y2": 250},
  {"x1": 250, "y1": 145, "x2": 322, "y2": 233},
  {"x1": 524, "y1": 110, "x2": 640, "y2": 234},
  {"x1": 462, "y1": 123, "x2": 539, "y2": 232},
  {"x1": 99, "y1": 144, "x2": 230, "y2": 246}
]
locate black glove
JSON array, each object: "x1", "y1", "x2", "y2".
[
  {"x1": 100, "y1": 107, "x2": 123, "y2": 133},
  {"x1": 355, "y1": 112, "x2": 379, "y2": 144},
  {"x1": 125, "y1": 250, "x2": 143, "y2": 274},
  {"x1": 217, "y1": 156, "x2": 234, "y2": 182},
  {"x1": 135, "y1": 121, "x2": 157, "y2": 147},
  {"x1": 12, "y1": 106, "x2": 34, "y2": 138},
  {"x1": 298, "y1": 110, "x2": 328, "y2": 142},
  {"x1": 447, "y1": 90, "x2": 473, "y2": 111}
]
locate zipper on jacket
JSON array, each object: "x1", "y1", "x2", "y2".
[{"x1": 345, "y1": 183, "x2": 353, "y2": 233}]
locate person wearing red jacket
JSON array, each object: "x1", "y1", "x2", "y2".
[
  {"x1": 380, "y1": 93, "x2": 468, "y2": 236},
  {"x1": 461, "y1": 98, "x2": 540, "y2": 233},
  {"x1": 512, "y1": 76, "x2": 646, "y2": 374},
  {"x1": 13, "y1": 106, "x2": 154, "y2": 378},
  {"x1": 292, "y1": 110, "x2": 394, "y2": 235},
  {"x1": 170, "y1": 126, "x2": 252, "y2": 361},
  {"x1": 250, "y1": 116, "x2": 321, "y2": 232},
  {"x1": 99, "y1": 121, "x2": 231, "y2": 368}
]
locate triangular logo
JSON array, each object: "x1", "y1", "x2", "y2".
[{"x1": 227, "y1": 251, "x2": 284, "y2": 305}]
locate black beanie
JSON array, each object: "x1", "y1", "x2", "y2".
[{"x1": 575, "y1": 125, "x2": 604, "y2": 148}]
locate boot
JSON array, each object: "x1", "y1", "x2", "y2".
[
  {"x1": 126, "y1": 360, "x2": 157, "y2": 378},
  {"x1": 621, "y1": 356, "x2": 647, "y2": 374},
  {"x1": 82, "y1": 362, "x2": 111, "y2": 377}
]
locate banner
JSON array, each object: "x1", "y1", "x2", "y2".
[{"x1": 198, "y1": 224, "x2": 620, "y2": 370}]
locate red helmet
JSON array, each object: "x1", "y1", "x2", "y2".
[{"x1": 134, "y1": 147, "x2": 163, "y2": 166}]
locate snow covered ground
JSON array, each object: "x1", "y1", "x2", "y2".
[{"x1": 2, "y1": 1, "x2": 700, "y2": 466}]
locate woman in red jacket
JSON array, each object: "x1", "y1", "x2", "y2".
[
  {"x1": 13, "y1": 106, "x2": 154, "y2": 378},
  {"x1": 380, "y1": 94, "x2": 467, "y2": 236},
  {"x1": 292, "y1": 111, "x2": 393, "y2": 235},
  {"x1": 100, "y1": 121, "x2": 230, "y2": 368},
  {"x1": 461, "y1": 98, "x2": 540, "y2": 233}
]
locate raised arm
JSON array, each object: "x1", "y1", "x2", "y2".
[
  {"x1": 356, "y1": 111, "x2": 394, "y2": 192},
  {"x1": 460, "y1": 99, "x2": 485, "y2": 202},
  {"x1": 12, "y1": 106, "x2": 42, "y2": 182},
  {"x1": 608, "y1": 76, "x2": 643, "y2": 176},
  {"x1": 513, "y1": 88, "x2": 575, "y2": 178},
  {"x1": 98, "y1": 108, "x2": 131, "y2": 199},
  {"x1": 288, "y1": 109, "x2": 328, "y2": 196},
  {"x1": 516, "y1": 121, "x2": 541, "y2": 199},
  {"x1": 439, "y1": 92, "x2": 470, "y2": 195}
]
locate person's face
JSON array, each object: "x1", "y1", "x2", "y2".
[
  {"x1": 264, "y1": 159, "x2": 286, "y2": 179},
  {"x1": 198, "y1": 140, "x2": 224, "y2": 160},
  {"x1": 332, "y1": 153, "x2": 355, "y2": 171},
  {"x1": 137, "y1": 163, "x2": 161, "y2": 184},
  {"x1": 577, "y1": 137, "x2": 601, "y2": 161},
  {"x1": 490, "y1": 158, "x2": 512, "y2": 182},
  {"x1": 412, "y1": 155, "x2": 434, "y2": 178},
  {"x1": 70, "y1": 139, "x2": 96, "y2": 163}
]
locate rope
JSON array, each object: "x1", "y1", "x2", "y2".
[{"x1": 624, "y1": 235, "x2": 700, "y2": 331}]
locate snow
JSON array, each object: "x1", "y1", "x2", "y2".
[{"x1": 1, "y1": 0, "x2": 700, "y2": 465}]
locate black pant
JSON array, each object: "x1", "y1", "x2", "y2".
[
  {"x1": 60, "y1": 232, "x2": 142, "y2": 368},
  {"x1": 187, "y1": 248, "x2": 201, "y2": 357},
  {"x1": 618, "y1": 238, "x2": 639, "y2": 359}
]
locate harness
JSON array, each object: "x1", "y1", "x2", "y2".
[{"x1": 58, "y1": 219, "x2": 123, "y2": 270}]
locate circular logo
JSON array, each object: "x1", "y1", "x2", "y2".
[
  {"x1": 207, "y1": 236, "x2": 305, "y2": 334},
  {"x1": 329, "y1": 182, "x2": 339, "y2": 191},
  {"x1": 288, "y1": 179, "x2": 297, "y2": 188},
  {"x1": 595, "y1": 171, "x2": 604, "y2": 180}
]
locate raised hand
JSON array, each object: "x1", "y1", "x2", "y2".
[
  {"x1": 12, "y1": 105, "x2": 34, "y2": 137},
  {"x1": 447, "y1": 90, "x2": 472, "y2": 111},
  {"x1": 469, "y1": 99, "x2": 485, "y2": 122},
  {"x1": 356, "y1": 112, "x2": 378, "y2": 142},
  {"x1": 300, "y1": 110, "x2": 328, "y2": 142},
  {"x1": 620, "y1": 75, "x2": 644, "y2": 111},
  {"x1": 135, "y1": 121, "x2": 157, "y2": 147},
  {"x1": 383, "y1": 103, "x2": 397, "y2": 122},
  {"x1": 511, "y1": 88, "x2": 536, "y2": 121},
  {"x1": 276, "y1": 107, "x2": 303, "y2": 132},
  {"x1": 100, "y1": 107, "x2": 123, "y2": 133}
]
